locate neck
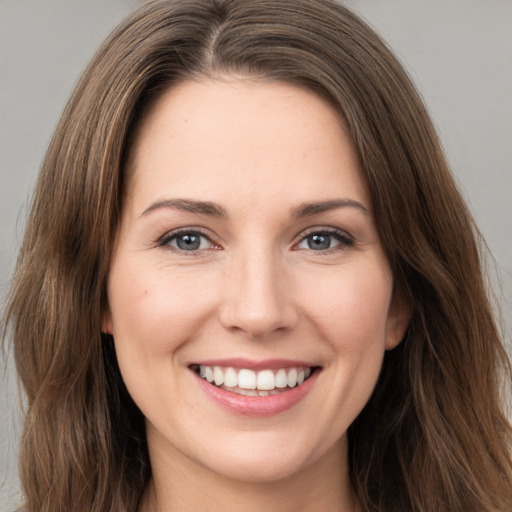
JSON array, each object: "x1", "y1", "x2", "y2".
[{"x1": 140, "y1": 432, "x2": 360, "y2": 512}]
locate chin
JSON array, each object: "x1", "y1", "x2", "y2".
[
  {"x1": 190, "y1": 431, "x2": 343, "y2": 484},
  {"x1": 206, "y1": 452, "x2": 314, "y2": 484}
]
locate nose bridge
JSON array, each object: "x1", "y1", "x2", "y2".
[{"x1": 219, "y1": 241, "x2": 296, "y2": 338}]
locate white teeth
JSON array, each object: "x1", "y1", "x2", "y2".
[
  {"x1": 287, "y1": 368, "x2": 298, "y2": 388},
  {"x1": 275, "y1": 369, "x2": 288, "y2": 388},
  {"x1": 238, "y1": 388, "x2": 258, "y2": 396},
  {"x1": 224, "y1": 367, "x2": 238, "y2": 388},
  {"x1": 256, "y1": 370, "x2": 275, "y2": 390},
  {"x1": 238, "y1": 369, "x2": 257, "y2": 390},
  {"x1": 213, "y1": 366, "x2": 224, "y2": 386},
  {"x1": 196, "y1": 365, "x2": 315, "y2": 392}
]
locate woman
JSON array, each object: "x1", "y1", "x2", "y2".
[{"x1": 3, "y1": 0, "x2": 511, "y2": 511}]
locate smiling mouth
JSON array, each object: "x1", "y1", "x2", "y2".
[{"x1": 190, "y1": 365, "x2": 318, "y2": 396}]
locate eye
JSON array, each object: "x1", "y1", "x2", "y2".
[
  {"x1": 296, "y1": 229, "x2": 353, "y2": 251},
  {"x1": 160, "y1": 230, "x2": 215, "y2": 252}
]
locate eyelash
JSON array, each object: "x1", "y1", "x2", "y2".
[
  {"x1": 157, "y1": 227, "x2": 354, "y2": 254},
  {"x1": 157, "y1": 229, "x2": 218, "y2": 253},
  {"x1": 295, "y1": 228, "x2": 354, "y2": 252}
]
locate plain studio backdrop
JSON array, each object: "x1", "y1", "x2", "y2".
[{"x1": 1, "y1": 0, "x2": 511, "y2": 508}]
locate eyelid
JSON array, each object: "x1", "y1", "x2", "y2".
[
  {"x1": 157, "y1": 227, "x2": 220, "y2": 252},
  {"x1": 293, "y1": 226, "x2": 354, "y2": 251},
  {"x1": 155, "y1": 225, "x2": 354, "y2": 253}
]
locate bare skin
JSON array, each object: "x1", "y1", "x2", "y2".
[
  {"x1": 140, "y1": 430, "x2": 359, "y2": 512},
  {"x1": 104, "y1": 78, "x2": 408, "y2": 512}
]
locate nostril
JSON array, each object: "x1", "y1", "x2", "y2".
[
  {"x1": 219, "y1": 305, "x2": 299, "y2": 339},
  {"x1": 217, "y1": 261, "x2": 299, "y2": 338}
]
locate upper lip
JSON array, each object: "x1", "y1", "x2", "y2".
[{"x1": 188, "y1": 358, "x2": 318, "y2": 371}]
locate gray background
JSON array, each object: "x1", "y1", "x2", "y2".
[{"x1": 1, "y1": 0, "x2": 511, "y2": 508}]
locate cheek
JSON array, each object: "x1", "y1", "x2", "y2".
[
  {"x1": 106, "y1": 260, "x2": 221, "y2": 425},
  {"x1": 300, "y1": 263, "x2": 393, "y2": 349},
  {"x1": 301, "y1": 262, "x2": 391, "y2": 405},
  {"x1": 314, "y1": 266, "x2": 392, "y2": 412},
  {"x1": 107, "y1": 258, "x2": 218, "y2": 376}
]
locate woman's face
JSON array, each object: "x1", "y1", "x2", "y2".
[{"x1": 104, "y1": 79, "x2": 408, "y2": 483}]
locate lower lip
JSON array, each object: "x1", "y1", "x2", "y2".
[{"x1": 194, "y1": 370, "x2": 319, "y2": 417}]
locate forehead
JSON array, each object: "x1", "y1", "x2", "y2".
[{"x1": 125, "y1": 79, "x2": 370, "y2": 216}]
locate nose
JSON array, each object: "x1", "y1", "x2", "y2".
[{"x1": 218, "y1": 248, "x2": 298, "y2": 339}]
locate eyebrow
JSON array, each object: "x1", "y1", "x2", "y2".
[
  {"x1": 290, "y1": 199, "x2": 369, "y2": 218},
  {"x1": 140, "y1": 198, "x2": 228, "y2": 218},
  {"x1": 139, "y1": 197, "x2": 368, "y2": 219}
]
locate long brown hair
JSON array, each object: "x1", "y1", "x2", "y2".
[{"x1": 3, "y1": 1, "x2": 511, "y2": 510}]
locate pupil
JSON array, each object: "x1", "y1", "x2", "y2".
[
  {"x1": 177, "y1": 234, "x2": 200, "y2": 250},
  {"x1": 308, "y1": 234, "x2": 330, "y2": 250}
]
